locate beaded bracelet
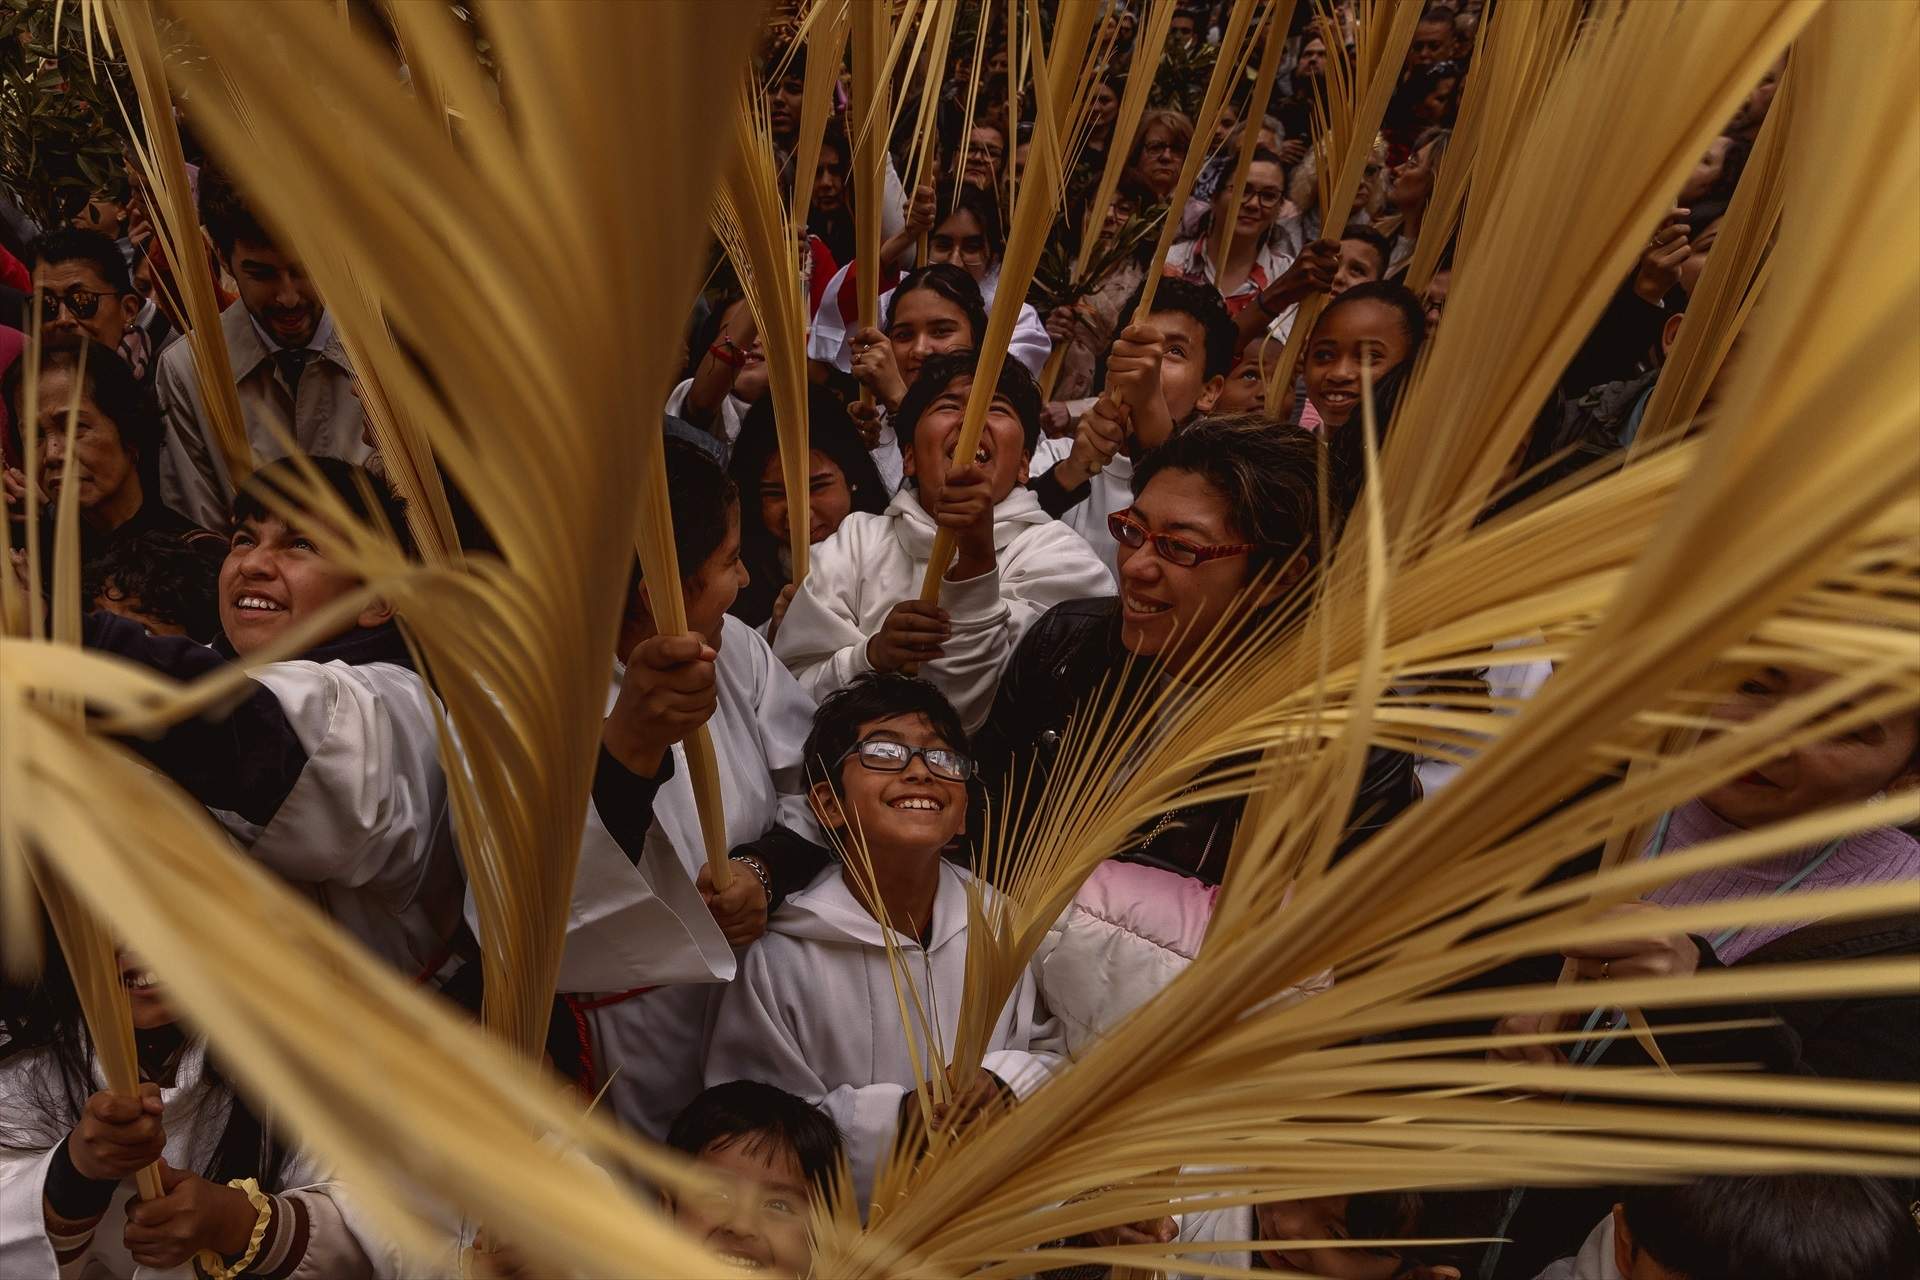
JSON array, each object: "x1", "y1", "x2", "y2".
[{"x1": 197, "y1": 1178, "x2": 271, "y2": 1280}]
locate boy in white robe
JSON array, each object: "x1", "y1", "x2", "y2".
[
  {"x1": 81, "y1": 457, "x2": 463, "y2": 978},
  {"x1": 558, "y1": 439, "x2": 832, "y2": 1139},
  {"x1": 705, "y1": 674, "x2": 1066, "y2": 1208},
  {"x1": 1027, "y1": 278, "x2": 1233, "y2": 579},
  {"x1": 773, "y1": 351, "x2": 1110, "y2": 732}
]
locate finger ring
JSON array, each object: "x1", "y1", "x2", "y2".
[{"x1": 1601, "y1": 960, "x2": 1611, "y2": 980}]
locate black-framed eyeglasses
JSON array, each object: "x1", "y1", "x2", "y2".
[
  {"x1": 39, "y1": 288, "x2": 112, "y2": 323},
  {"x1": 1108, "y1": 510, "x2": 1254, "y2": 568},
  {"x1": 838, "y1": 737, "x2": 975, "y2": 782}
]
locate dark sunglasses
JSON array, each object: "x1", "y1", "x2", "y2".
[
  {"x1": 1108, "y1": 510, "x2": 1253, "y2": 568},
  {"x1": 39, "y1": 288, "x2": 113, "y2": 322},
  {"x1": 838, "y1": 737, "x2": 975, "y2": 782}
]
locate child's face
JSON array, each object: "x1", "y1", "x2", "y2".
[
  {"x1": 1144, "y1": 310, "x2": 1224, "y2": 432},
  {"x1": 1304, "y1": 299, "x2": 1410, "y2": 429},
  {"x1": 218, "y1": 511, "x2": 387, "y2": 657},
  {"x1": 821, "y1": 712, "x2": 969, "y2": 855},
  {"x1": 904, "y1": 374, "x2": 1031, "y2": 507},
  {"x1": 673, "y1": 1136, "x2": 814, "y2": 1275},
  {"x1": 1254, "y1": 1195, "x2": 1451, "y2": 1279}
]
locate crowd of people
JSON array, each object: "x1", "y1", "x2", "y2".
[{"x1": 0, "y1": 3, "x2": 1914, "y2": 1278}]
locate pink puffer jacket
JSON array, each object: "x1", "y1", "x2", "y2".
[{"x1": 1039, "y1": 860, "x2": 1330, "y2": 1058}]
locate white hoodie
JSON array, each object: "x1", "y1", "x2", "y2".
[
  {"x1": 705, "y1": 861, "x2": 1066, "y2": 1208},
  {"x1": 772, "y1": 488, "x2": 1111, "y2": 731}
]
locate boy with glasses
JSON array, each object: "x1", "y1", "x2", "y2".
[{"x1": 705, "y1": 673, "x2": 1065, "y2": 1209}]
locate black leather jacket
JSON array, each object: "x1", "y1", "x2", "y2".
[{"x1": 972, "y1": 597, "x2": 1420, "y2": 886}]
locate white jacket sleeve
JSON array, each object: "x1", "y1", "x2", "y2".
[
  {"x1": 770, "y1": 526, "x2": 877, "y2": 705},
  {"x1": 245, "y1": 663, "x2": 444, "y2": 900},
  {"x1": 1008, "y1": 303, "x2": 1054, "y2": 377},
  {"x1": 979, "y1": 960, "x2": 1069, "y2": 1100},
  {"x1": 931, "y1": 521, "x2": 1113, "y2": 731},
  {"x1": 0, "y1": 1146, "x2": 63, "y2": 1280}
]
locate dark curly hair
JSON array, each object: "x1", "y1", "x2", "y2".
[
  {"x1": 803, "y1": 673, "x2": 971, "y2": 803},
  {"x1": 86, "y1": 529, "x2": 226, "y2": 642}
]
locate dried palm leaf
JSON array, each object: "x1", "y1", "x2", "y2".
[
  {"x1": 914, "y1": 0, "x2": 1105, "y2": 598},
  {"x1": 714, "y1": 69, "x2": 824, "y2": 581},
  {"x1": 98, "y1": 2, "x2": 253, "y2": 489},
  {"x1": 789, "y1": 1, "x2": 851, "y2": 240},
  {"x1": 1036, "y1": 0, "x2": 1177, "y2": 399},
  {"x1": 1128, "y1": 0, "x2": 1261, "y2": 324},
  {"x1": 120, "y1": 0, "x2": 760, "y2": 1044},
  {"x1": 1628, "y1": 62, "x2": 1793, "y2": 457},
  {"x1": 1398, "y1": 0, "x2": 1556, "y2": 292},
  {"x1": 1378, "y1": 0, "x2": 1820, "y2": 546},
  {"x1": 1, "y1": 329, "x2": 168, "y2": 1203},
  {"x1": 826, "y1": 2, "x2": 1919, "y2": 1267},
  {"x1": 1443, "y1": 0, "x2": 1582, "y2": 278},
  {"x1": 7, "y1": 667, "x2": 745, "y2": 1274},
  {"x1": 1260, "y1": 0, "x2": 1424, "y2": 412},
  {"x1": 1209, "y1": 0, "x2": 1298, "y2": 275},
  {"x1": 901, "y1": 0, "x2": 958, "y2": 237},
  {"x1": 850, "y1": 0, "x2": 891, "y2": 407}
]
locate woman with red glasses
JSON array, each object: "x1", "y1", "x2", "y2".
[{"x1": 973, "y1": 416, "x2": 1415, "y2": 1072}]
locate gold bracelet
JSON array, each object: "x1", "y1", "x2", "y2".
[{"x1": 196, "y1": 1178, "x2": 272, "y2": 1280}]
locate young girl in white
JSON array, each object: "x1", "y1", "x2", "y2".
[{"x1": 773, "y1": 352, "x2": 1110, "y2": 732}]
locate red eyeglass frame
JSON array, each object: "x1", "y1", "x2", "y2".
[{"x1": 1108, "y1": 510, "x2": 1254, "y2": 567}]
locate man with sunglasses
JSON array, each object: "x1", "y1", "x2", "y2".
[
  {"x1": 26, "y1": 227, "x2": 139, "y2": 369},
  {"x1": 707, "y1": 672, "x2": 1065, "y2": 1208}
]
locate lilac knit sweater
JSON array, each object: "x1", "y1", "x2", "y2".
[{"x1": 1643, "y1": 800, "x2": 1920, "y2": 963}]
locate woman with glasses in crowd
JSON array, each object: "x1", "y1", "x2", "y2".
[
  {"x1": 975, "y1": 417, "x2": 1416, "y2": 1058},
  {"x1": 1165, "y1": 150, "x2": 1301, "y2": 318}
]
